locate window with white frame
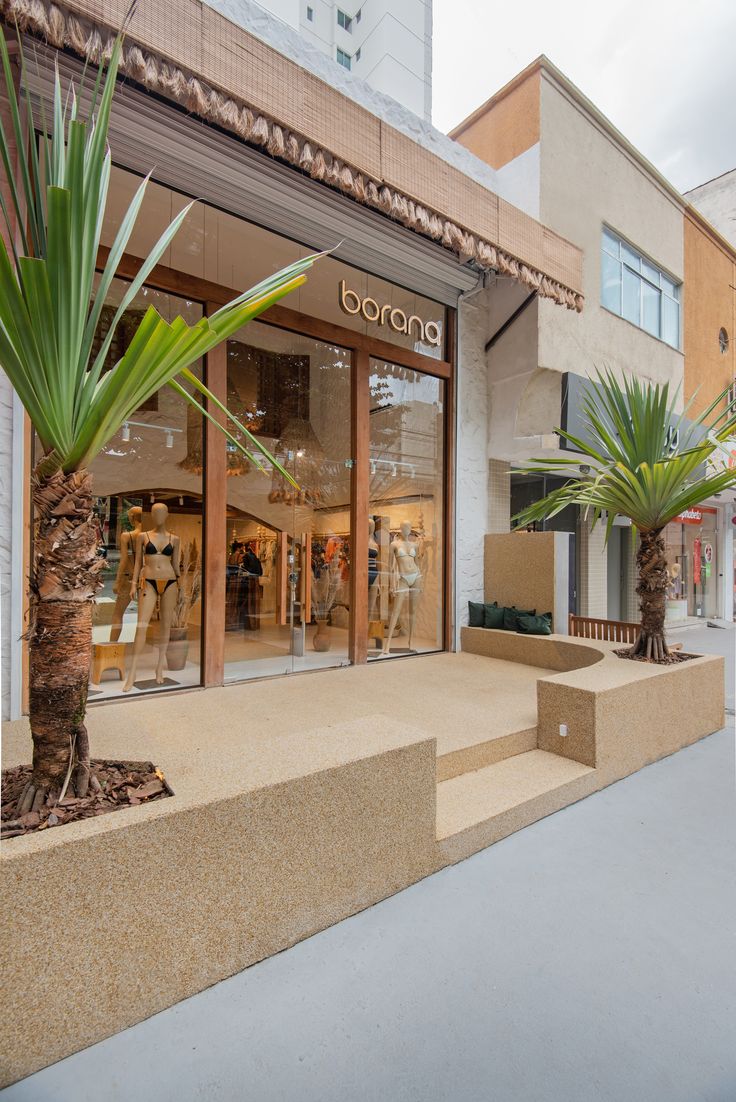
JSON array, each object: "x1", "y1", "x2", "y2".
[
  {"x1": 601, "y1": 227, "x2": 681, "y2": 349},
  {"x1": 337, "y1": 8, "x2": 352, "y2": 31},
  {"x1": 336, "y1": 47, "x2": 352, "y2": 69}
]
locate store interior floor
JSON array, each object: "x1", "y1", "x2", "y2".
[{"x1": 93, "y1": 612, "x2": 440, "y2": 697}]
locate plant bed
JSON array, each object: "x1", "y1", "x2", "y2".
[
  {"x1": 614, "y1": 647, "x2": 693, "y2": 665},
  {"x1": 1, "y1": 760, "x2": 173, "y2": 839}
]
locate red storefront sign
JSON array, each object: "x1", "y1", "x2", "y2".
[{"x1": 671, "y1": 505, "x2": 718, "y2": 526}]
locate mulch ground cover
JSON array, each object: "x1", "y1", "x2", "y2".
[
  {"x1": 614, "y1": 648, "x2": 693, "y2": 665},
  {"x1": 1, "y1": 760, "x2": 172, "y2": 840}
]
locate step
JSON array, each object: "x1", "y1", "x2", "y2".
[
  {"x1": 437, "y1": 726, "x2": 537, "y2": 782},
  {"x1": 437, "y1": 750, "x2": 596, "y2": 863}
]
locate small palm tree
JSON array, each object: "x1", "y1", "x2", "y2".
[
  {"x1": 0, "y1": 26, "x2": 322, "y2": 805},
  {"x1": 513, "y1": 369, "x2": 736, "y2": 662}
]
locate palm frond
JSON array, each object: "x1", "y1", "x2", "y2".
[
  {"x1": 0, "y1": 24, "x2": 327, "y2": 480},
  {"x1": 514, "y1": 368, "x2": 736, "y2": 535}
]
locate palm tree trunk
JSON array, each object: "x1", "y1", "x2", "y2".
[
  {"x1": 28, "y1": 465, "x2": 105, "y2": 800},
  {"x1": 631, "y1": 527, "x2": 670, "y2": 662}
]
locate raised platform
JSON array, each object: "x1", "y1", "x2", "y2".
[{"x1": 1, "y1": 639, "x2": 725, "y2": 1086}]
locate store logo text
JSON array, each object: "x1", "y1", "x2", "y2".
[{"x1": 338, "y1": 280, "x2": 441, "y2": 347}]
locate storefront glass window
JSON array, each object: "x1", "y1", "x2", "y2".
[
  {"x1": 367, "y1": 359, "x2": 445, "y2": 658},
  {"x1": 664, "y1": 507, "x2": 718, "y2": 620},
  {"x1": 222, "y1": 321, "x2": 352, "y2": 680},
  {"x1": 87, "y1": 281, "x2": 204, "y2": 698}
]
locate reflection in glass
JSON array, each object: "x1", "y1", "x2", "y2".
[{"x1": 367, "y1": 360, "x2": 445, "y2": 658}]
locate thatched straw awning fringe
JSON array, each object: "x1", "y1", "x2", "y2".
[{"x1": 0, "y1": 0, "x2": 584, "y2": 311}]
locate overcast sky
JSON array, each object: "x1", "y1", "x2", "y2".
[{"x1": 432, "y1": 0, "x2": 736, "y2": 194}]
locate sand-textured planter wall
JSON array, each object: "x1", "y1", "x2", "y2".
[
  {"x1": 0, "y1": 718, "x2": 439, "y2": 1087},
  {"x1": 462, "y1": 627, "x2": 725, "y2": 779}
]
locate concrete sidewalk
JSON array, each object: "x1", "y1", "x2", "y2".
[{"x1": 5, "y1": 720, "x2": 735, "y2": 1102}]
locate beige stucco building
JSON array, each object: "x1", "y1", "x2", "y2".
[{"x1": 451, "y1": 57, "x2": 736, "y2": 625}]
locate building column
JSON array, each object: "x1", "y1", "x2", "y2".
[
  {"x1": 578, "y1": 515, "x2": 608, "y2": 618},
  {"x1": 488, "y1": 459, "x2": 510, "y2": 533}
]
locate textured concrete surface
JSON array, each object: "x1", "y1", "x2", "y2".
[
  {"x1": 667, "y1": 621, "x2": 734, "y2": 714},
  {"x1": 2, "y1": 652, "x2": 546, "y2": 796},
  {"x1": 4, "y1": 724, "x2": 734, "y2": 1102},
  {"x1": 0, "y1": 718, "x2": 439, "y2": 1086},
  {"x1": 2, "y1": 641, "x2": 726, "y2": 1084},
  {"x1": 484, "y1": 531, "x2": 561, "y2": 628}
]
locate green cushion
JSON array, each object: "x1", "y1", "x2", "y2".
[
  {"x1": 468, "y1": 601, "x2": 485, "y2": 627},
  {"x1": 484, "y1": 603, "x2": 505, "y2": 629},
  {"x1": 502, "y1": 605, "x2": 536, "y2": 631},
  {"x1": 517, "y1": 612, "x2": 553, "y2": 635}
]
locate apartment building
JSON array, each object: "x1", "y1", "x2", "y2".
[
  {"x1": 217, "y1": 0, "x2": 433, "y2": 119},
  {"x1": 451, "y1": 57, "x2": 736, "y2": 624}
]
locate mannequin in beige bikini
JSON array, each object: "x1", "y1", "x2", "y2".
[
  {"x1": 109, "y1": 506, "x2": 143, "y2": 643},
  {"x1": 123, "y1": 502, "x2": 181, "y2": 690},
  {"x1": 382, "y1": 519, "x2": 423, "y2": 655}
]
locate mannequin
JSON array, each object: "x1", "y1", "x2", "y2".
[
  {"x1": 667, "y1": 562, "x2": 682, "y2": 598},
  {"x1": 123, "y1": 502, "x2": 181, "y2": 690},
  {"x1": 382, "y1": 520, "x2": 422, "y2": 655},
  {"x1": 368, "y1": 518, "x2": 380, "y2": 621},
  {"x1": 109, "y1": 506, "x2": 143, "y2": 643}
]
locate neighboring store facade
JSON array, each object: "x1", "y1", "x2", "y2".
[
  {"x1": 451, "y1": 56, "x2": 736, "y2": 624},
  {"x1": 0, "y1": 0, "x2": 583, "y2": 717}
]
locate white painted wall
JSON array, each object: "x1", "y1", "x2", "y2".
[
  {"x1": 686, "y1": 168, "x2": 736, "y2": 248},
  {"x1": 455, "y1": 284, "x2": 494, "y2": 635},
  {"x1": 495, "y1": 143, "x2": 540, "y2": 221}
]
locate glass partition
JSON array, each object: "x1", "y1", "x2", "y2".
[
  {"x1": 366, "y1": 359, "x2": 445, "y2": 658},
  {"x1": 86, "y1": 281, "x2": 204, "y2": 698},
  {"x1": 222, "y1": 321, "x2": 352, "y2": 681}
]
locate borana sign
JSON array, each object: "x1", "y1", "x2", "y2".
[{"x1": 338, "y1": 280, "x2": 442, "y2": 348}]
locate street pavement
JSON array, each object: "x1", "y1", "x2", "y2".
[{"x1": 4, "y1": 631, "x2": 735, "y2": 1102}]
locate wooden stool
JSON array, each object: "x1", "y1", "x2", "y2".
[
  {"x1": 91, "y1": 642, "x2": 127, "y2": 685},
  {"x1": 368, "y1": 620, "x2": 385, "y2": 647}
]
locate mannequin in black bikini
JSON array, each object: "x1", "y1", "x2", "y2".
[{"x1": 123, "y1": 501, "x2": 181, "y2": 690}]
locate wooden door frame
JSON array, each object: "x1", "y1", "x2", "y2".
[{"x1": 92, "y1": 249, "x2": 457, "y2": 688}]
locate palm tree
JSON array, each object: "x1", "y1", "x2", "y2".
[
  {"x1": 0, "y1": 26, "x2": 323, "y2": 806},
  {"x1": 513, "y1": 369, "x2": 736, "y2": 662}
]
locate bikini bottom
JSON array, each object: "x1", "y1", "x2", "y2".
[
  {"x1": 396, "y1": 571, "x2": 420, "y2": 588},
  {"x1": 146, "y1": 578, "x2": 177, "y2": 597}
]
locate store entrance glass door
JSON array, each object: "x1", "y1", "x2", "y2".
[
  {"x1": 365, "y1": 358, "x2": 445, "y2": 659},
  {"x1": 222, "y1": 321, "x2": 352, "y2": 681}
]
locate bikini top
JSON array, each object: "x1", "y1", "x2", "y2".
[
  {"x1": 143, "y1": 531, "x2": 174, "y2": 557},
  {"x1": 368, "y1": 546, "x2": 378, "y2": 560},
  {"x1": 396, "y1": 544, "x2": 416, "y2": 558}
]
